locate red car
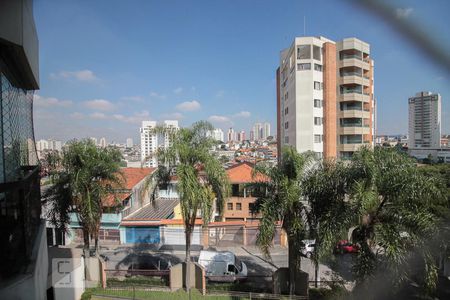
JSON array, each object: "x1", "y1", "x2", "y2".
[{"x1": 335, "y1": 240, "x2": 359, "y2": 254}]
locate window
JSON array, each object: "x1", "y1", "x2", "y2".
[
  {"x1": 285, "y1": 107, "x2": 289, "y2": 115},
  {"x1": 284, "y1": 136, "x2": 289, "y2": 143},
  {"x1": 313, "y1": 45, "x2": 321, "y2": 61},
  {"x1": 236, "y1": 203, "x2": 242, "y2": 211},
  {"x1": 314, "y1": 99, "x2": 322, "y2": 108},
  {"x1": 227, "y1": 203, "x2": 233, "y2": 210},
  {"x1": 314, "y1": 64, "x2": 323, "y2": 72},
  {"x1": 297, "y1": 63, "x2": 311, "y2": 71},
  {"x1": 314, "y1": 81, "x2": 322, "y2": 90},
  {"x1": 284, "y1": 91, "x2": 288, "y2": 101},
  {"x1": 249, "y1": 203, "x2": 256, "y2": 213},
  {"x1": 314, "y1": 135, "x2": 323, "y2": 143},
  {"x1": 285, "y1": 121, "x2": 289, "y2": 129},
  {"x1": 297, "y1": 45, "x2": 311, "y2": 59},
  {"x1": 314, "y1": 117, "x2": 322, "y2": 125}
]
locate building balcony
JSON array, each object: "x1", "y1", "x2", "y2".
[
  {"x1": 339, "y1": 93, "x2": 370, "y2": 102},
  {"x1": 340, "y1": 110, "x2": 370, "y2": 119},
  {"x1": 339, "y1": 126, "x2": 371, "y2": 135},
  {"x1": 339, "y1": 58, "x2": 370, "y2": 71}
]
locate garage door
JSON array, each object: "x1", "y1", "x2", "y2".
[
  {"x1": 162, "y1": 227, "x2": 201, "y2": 245},
  {"x1": 125, "y1": 227, "x2": 160, "y2": 244}
]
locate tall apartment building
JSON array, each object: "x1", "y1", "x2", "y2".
[
  {"x1": 208, "y1": 128, "x2": 224, "y2": 142},
  {"x1": 227, "y1": 128, "x2": 236, "y2": 142},
  {"x1": 140, "y1": 120, "x2": 179, "y2": 167},
  {"x1": 126, "y1": 138, "x2": 133, "y2": 148},
  {"x1": 408, "y1": 91, "x2": 441, "y2": 148},
  {"x1": 252, "y1": 123, "x2": 262, "y2": 140},
  {"x1": 263, "y1": 122, "x2": 271, "y2": 139},
  {"x1": 99, "y1": 137, "x2": 107, "y2": 148},
  {"x1": 277, "y1": 36, "x2": 375, "y2": 159}
]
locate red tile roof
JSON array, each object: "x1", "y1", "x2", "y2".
[
  {"x1": 102, "y1": 167, "x2": 155, "y2": 207},
  {"x1": 226, "y1": 162, "x2": 269, "y2": 184}
]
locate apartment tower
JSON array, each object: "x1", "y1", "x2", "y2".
[
  {"x1": 277, "y1": 37, "x2": 375, "y2": 159},
  {"x1": 140, "y1": 120, "x2": 179, "y2": 167},
  {"x1": 408, "y1": 91, "x2": 441, "y2": 148}
]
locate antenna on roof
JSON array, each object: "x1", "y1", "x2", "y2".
[{"x1": 303, "y1": 16, "x2": 306, "y2": 36}]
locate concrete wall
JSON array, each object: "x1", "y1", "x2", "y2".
[
  {"x1": 52, "y1": 257, "x2": 85, "y2": 300},
  {"x1": 169, "y1": 262, "x2": 205, "y2": 294},
  {"x1": 0, "y1": 222, "x2": 48, "y2": 300}
]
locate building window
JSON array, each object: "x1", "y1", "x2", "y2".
[
  {"x1": 284, "y1": 92, "x2": 288, "y2": 101},
  {"x1": 314, "y1": 117, "x2": 322, "y2": 125},
  {"x1": 285, "y1": 121, "x2": 289, "y2": 129},
  {"x1": 314, "y1": 81, "x2": 322, "y2": 90},
  {"x1": 236, "y1": 203, "x2": 242, "y2": 211},
  {"x1": 249, "y1": 203, "x2": 256, "y2": 213},
  {"x1": 297, "y1": 45, "x2": 311, "y2": 59},
  {"x1": 314, "y1": 99, "x2": 322, "y2": 108},
  {"x1": 314, "y1": 135, "x2": 323, "y2": 143},
  {"x1": 297, "y1": 63, "x2": 311, "y2": 71},
  {"x1": 313, "y1": 45, "x2": 321, "y2": 61},
  {"x1": 227, "y1": 203, "x2": 233, "y2": 210},
  {"x1": 284, "y1": 136, "x2": 289, "y2": 143},
  {"x1": 285, "y1": 107, "x2": 289, "y2": 115},
  {"x1": 314, "y1": 64, "x2": 323, "y2": 72}
]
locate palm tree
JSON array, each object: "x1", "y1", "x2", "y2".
[
  {"x1": 144, "y1": 121, "x2": 229, "y2": 292},
  {"x1": 347, "y1": 147, "x2": 446, "y2": 297},
  {"x1": 251, "y1": 146, "x2": 313, "y2": 295},
  {"x1": 45, "y1": 139, "x2": 123, "y2": 256},
  {"x1": 302, "y1": 159, "x2": 353, "y2": 287}
]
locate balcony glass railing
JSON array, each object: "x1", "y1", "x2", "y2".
[
  {"x1": 341, "y1": 72, "x2": 363, "y2": 77},
  {"x1": 341, "y1": 90, "x2": 362, "y2": 95},
  {"x1": 340, "y1": 54, "x2": 362, "y2": 60}
]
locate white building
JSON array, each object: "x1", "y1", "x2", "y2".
[
  {"x1": 36, "y1": 139, "x2": 49, "y2": 151},
  {"x1": 252, "y1": 123, "x2": 262, "y2": 140},
  {"x1": 227, "y1": 128, "x2": 235, "y2": 142},
  {"x1": 90, "y1": 137, "x2": 98, "y2": 146},
  {"x1": 126, "y1": 138, "x2": 133, "y2": 148},
  {"x1": 408, "y1": 91, "x2": 441, "y2": 149},
  {"x1": 99, "y1": 137, "x2": 107, "y2": 148},
  {"x1": 277, "y1": 36, "x2": 375, "y2": 159},
  {"x1": 140, "y1": 120, "x2": 179, "y2": 167},
  {"x1": 208, "y1": 128, "x2": 224, "y2": 142},
  {"x1": 263, "y1": 122, "x2": 271, "y2": 139}
]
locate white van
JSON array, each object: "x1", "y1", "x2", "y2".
[{"x1": 198, "y1": 250, "x2": 248, "y2": 282}]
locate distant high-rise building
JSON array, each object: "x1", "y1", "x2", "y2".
[
  {"x1": 252, "y1": 123, "x2": 262, "y2": 140},
  {"x1": 238, "y1": 130, "x2": 246, "y2": 142},
  {"x1": 408, "y1": 91, "x2": 441, "y2": 148},
  {"x1": 277, "y1": 36, "x2": 375, "y2": 159},
  {"x1": 36, "y1": 139, "x2": 49, "y2": 151},
  {"x1": 249, "y1": 130, "x2": 255, "y2": 141},
  {"x1": 99, "y1": 137, "x2": 107, "y2": 148},
  {"x1": 126, "y1": 138, "x2": 133, "y2": 148},
  {"x1": 90, "y1": 137, "x2": 98, "y2": 146},
  {"x1": 263, "y1": 123, "x2": 271, "y2": 140},
  {"x1": 209, "y1": 128, "x2": 224, "y2": 142},
  {"x1": 140, "y1": 120, "x2": 179, "y2": 167},
  {"x1": 227, "y1": 128, "x2": 235, "y2": 142}
]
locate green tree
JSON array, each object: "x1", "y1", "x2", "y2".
[
  {"x1": 347, "y1": 147, "x2": 446, "y2": 297},
  {"x1": 144, "y1": 121, "x2": 229, "y2": 292},
  {"x1": 251, "y1": 146, "x2": 313, "y2": 295},
  {"x1": 45, "y1": 139, "x2": 124, "y2": 256},
  {"x1": 302, "y1": 159, "x2": 353, "y2": 287}
]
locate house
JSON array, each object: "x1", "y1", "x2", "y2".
[
  {"x1": 65, "y1": 167, "x2": 155, "y2": 245},
  {"x1": 223, "y1": 162, "x2": 268, "y2": 222}
]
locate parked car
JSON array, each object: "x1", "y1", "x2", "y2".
[
  {"x1": 198, "y1": 250, "x2": 247, "y2": 282},
  {"x1": 300, "y1": 239, "x2": 316, "y2": 258},
  {"x1": 335, "y1": 240, "x2": 359, "y2": 254}
]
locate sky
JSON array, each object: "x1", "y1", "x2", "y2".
[{"x1": 33, "y1": 0, "x2": 450, "y2": 143}]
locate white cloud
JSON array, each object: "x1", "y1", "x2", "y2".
[
  {"x1": 112, "y1": 111, "x2": 151, "y2": 124},
  {"x1": 161, "y1": 112, "x2": 184, "y2": 120},
  {"x1": 34, "y1": 94, "x2": 72, "y2": 107},
  {"x1": 90, "y1": 112, "x2": 107, "y2": 119},
  {"x1": 121, "y1": 96, "x2": 144, "y2": 102},
  {"x1": 176, "y1": 100, "x2": 201, "y2": 111},
  {"x1": 173, "y1": 87, "x2": 183, "y2": 95},
  {"x1": 51, "y1": 69, "x2": 98, "y2": 82},
  {"x1": 233, "y1": 111, "x2": 251, "y2": 118},
  {"x1": 208, "y1": 115, "x2": 231, "y2": 123},
  {"x1": 70, "y1": 112, "x2": 84, "y2": 119},
  {"x1": 84, "y1": 99, "x2": 116, "y2": 111},
  {"x1": 149, "y1": 91, "x2": 167, "y2": 100},
  {"x1": 396, "y1": 7, "x2": 413, "y2": 19}
]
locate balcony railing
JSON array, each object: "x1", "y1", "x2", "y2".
[
  {"x1": 0, "y1": 165, "x2": 41, "y2": 280},
  {"x1": 340, "y1": 54, "x2": 363, "y2": 60},
  {"x1": 341, "y1": 90, "x2": 363, "y2": 95},
  {"x1": 341, "y1": 72, "x2": 362, "y2": 77}
]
